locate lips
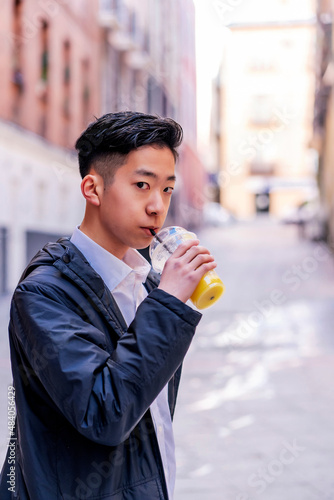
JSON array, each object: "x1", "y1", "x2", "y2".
[{"x1": 141, "y1": 227, "x2": 159, "y2": 237}]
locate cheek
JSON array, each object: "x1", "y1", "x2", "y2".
[
  {"x1": 109, "y1": 198, "x2": 139, "y2": 227},
  {"x1": 164, "y1": 197, "x2": 172, "y2": 211}
]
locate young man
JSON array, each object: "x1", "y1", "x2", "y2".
[{"x1": 0, "y1": 111, "x2": 216, "y2": 500}]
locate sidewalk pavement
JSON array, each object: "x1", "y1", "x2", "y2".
[{"x1": 173, "y1": 218, "x2": 334, "y2": 500}]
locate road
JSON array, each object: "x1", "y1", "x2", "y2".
[
  {"x1": 173, "y1": 218, "x2": 334, "y2": 500},
  {"x1": 0, "y1": 218, "x2": 334, "y2": 500}
]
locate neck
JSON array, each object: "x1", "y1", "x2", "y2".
[{"x1": 80, "y1": 209, "x2": 128, "y2": 260}]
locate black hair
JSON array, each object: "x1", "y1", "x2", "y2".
[{"x1": 75, "y1": 111, "x2": 183, "y2": 181}]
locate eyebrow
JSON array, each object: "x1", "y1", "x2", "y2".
[{"x1": 134, "y1": 168, "x2": 176, "y2": 182}]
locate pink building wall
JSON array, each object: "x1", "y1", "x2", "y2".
[{"x1": 0, "y1": 0, "x2": 101, "y2": 149}]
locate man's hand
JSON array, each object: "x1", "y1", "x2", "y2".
[{"x1": 157, "y1": 239, "x2": 217, "y2": 303}]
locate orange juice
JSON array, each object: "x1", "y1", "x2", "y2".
[
  {"x1": 190, "y1": 269, "x2": 225, "y2": 309},
  {"x1": 149, "y1": 226, "x2": 225, "y2": 310}
]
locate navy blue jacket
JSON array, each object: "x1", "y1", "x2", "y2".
[{"x1": 0, "y1": 239, "x2": 201, "y2": 499}]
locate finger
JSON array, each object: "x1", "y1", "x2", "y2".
[
  {"x1": 187, "y1": 252, "x2": 215, "y2": 270},
  {"x1": 192, "y1": 259, "x2": 217, "y2": 278},
  {"x1": 170, "y1": 239, "x2": 199, "y2": 258},
  {"x1": 183, "y1": 245, "x2": 211, "y2": 264}
]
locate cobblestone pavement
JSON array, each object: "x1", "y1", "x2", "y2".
[
  {"x1": 0, "y1": 218, "x2": 334, "y2": 500},
  {"x1": 173, "y1": 218, "x2": 334, "y2": 500}
]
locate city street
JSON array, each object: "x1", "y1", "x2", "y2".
[
  {"x1": 173, "y1": 218, "x2": 334, "y2": 500},
  {"x1": 0, "y1": 218, "x2": 334, "y2": 500}
]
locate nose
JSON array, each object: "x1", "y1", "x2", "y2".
[{"x1": 146, "y1": 191, "x2": 165, "y2": 216}]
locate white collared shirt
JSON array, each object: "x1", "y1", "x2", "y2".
[{"x1": 70, "y1": 227, "x2": 176, "y2": 499}]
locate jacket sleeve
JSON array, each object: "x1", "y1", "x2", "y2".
[{"x1": 10, "y1": 283, "x2": 201, "y2": 446}]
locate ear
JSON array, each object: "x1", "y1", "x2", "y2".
[{"x1": 81, "y1": 173, "x2": 103, "y2": 207}]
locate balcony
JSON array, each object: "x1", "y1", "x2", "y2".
[
  {"x1": 124, "y1": 50, "x2": 150, "y2": 70},
  {"x1": 99, "y1": 0, "x2": 119, "y2": 29},
  {"x1": 107, "y1": 30, "x2": 134, "y2": 52},
  {"x1": 100, "y1": 0, "x2": 150, "y2": 65}
]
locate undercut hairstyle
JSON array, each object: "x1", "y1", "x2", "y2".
[{"x1": 75, "y1": 111, "x2": 183, "y2": 183}]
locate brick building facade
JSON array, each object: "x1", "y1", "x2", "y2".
[
  {"x1": 0, "y1": 0, "x2": 203, "y2": 292},
  {"x1": 211, "y1": 0, "x2": 318, "y2": 218}
]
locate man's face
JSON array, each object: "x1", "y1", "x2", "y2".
[{"x1": 95, "y1": 145, "x2": 176, "y2": 259}]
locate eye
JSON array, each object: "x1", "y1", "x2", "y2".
[
  {"x1": 163, "y1": 187, "x2": 174, "y2": 194},
  {"x1": 136, "y1": 182, "x2": 149, "y2": 190}
]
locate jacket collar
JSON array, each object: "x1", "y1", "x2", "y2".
[
  {"x1": 23, "y1": 238, "x2": 127, "y2": 337},
  {"x1": 21, "y1": 237, "x2": 160, "y2": 339}
]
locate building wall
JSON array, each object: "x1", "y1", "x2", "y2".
[
  {"x1": 0, "y1": 120, "x2": 84, "y2": 290},
  {"x1": 0, "y1": 0, "x2": 100, "y2": 291},
  {"x1": 0, "y1": 0, "x2": 101, "y2": 148},
  {"x1": 99, "y1": 0, "x2": 203, "y2": 227},
  {"x1": 322, "y1": 89, "x2": 334, "y2": 246},
  {"x1": 314, "y1": 0, "x2": 334, "y2": 247},
  {"x1": 215, "y1": 0, "x2": 317, "y2": 218},
  {"x1": 0, "y1": 0, "x2": 202, "y2": 292}
]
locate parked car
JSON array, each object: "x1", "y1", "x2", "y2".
[
  {"x1": 203, "y1": 202, "x2": 236, "y2": 227},
  {"x1": 281, "y1": 198, "x2": 326, "y2": 241}
]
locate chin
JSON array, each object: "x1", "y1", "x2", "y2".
[{"x1": 134, "y1": 241, "x2": 152, "y2": 250}]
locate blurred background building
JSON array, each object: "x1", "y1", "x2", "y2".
[
  {"x1": 0, "y1": 0, "x2": 203, "y2": 293},
  {"x1": 313, "y1": 0, "x2": 334, "y2": 250},
  {"x1": 2, "y1": 0, "x2": 334, "y2": 295},
  {"x1": 210, "y1": 0, "x2": 318, "y2": 218},
  {"x1": 99, "y1": 0, "x2": 203, "y2": 229}
]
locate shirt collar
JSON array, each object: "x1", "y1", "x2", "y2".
[{"x1": 70, "y1": 226, "x2": 151, "y2": 291}]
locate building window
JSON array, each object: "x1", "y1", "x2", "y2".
[
  {"x1": 12, "y1": 0, "x2": 24, "y2": 121},
  {"x1": 250, "y1": 161, "x2": 275, "y2": 176},
  {"x1": 41, "y1": 50, "x2": 48, "y2": 82},
  {"x1": 62, "y1": 40, "x2": 71, "y2": 145},
  {"x1": 130, "y1": 10, "x2": 136, "y2": 38},
  {"x1": 40, "y1": 21, "x2": 49, "y2": 83},
  {"x1": 63, "y1": 41, "x2": 71, "y2": 118},
  {"x1": 255, "y1": 192, "x2": 270, "y2": 213},
  {"x1": 147, "y1": 77, "x2": 165, "y2": 115},
  {"x1": 112, "y1": 0, "x2": 119, "y2": 14},
  {"x1": 249, "y1": 148, "x2": 276, "y2": 176},
  {"x1": 249, "y1": 54, "x2": 274, "y2": 72},
  {"x1": 82, "y1": 58, "x2": 91, "y2": 127},
  {"x1": 38, "y1": 21, "x2": 49, "y2": 137},
  {"x1": 249, "y1": 95, "x2": 274, "y2": 126},
  {"x1": 0, "y1": 227, "x2": 8, "y2": 295},
  {"x1": 63, "y1": 40, "x2": 71, "y2": 86}
]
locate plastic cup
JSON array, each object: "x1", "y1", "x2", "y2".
[{"x1": 149, "y1": 226, "x2": 225, "y2": 309}]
